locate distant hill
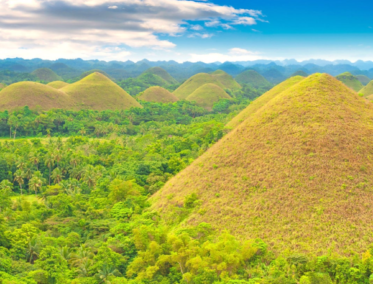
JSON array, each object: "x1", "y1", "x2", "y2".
[
  {"x1": 80, "y1": 69, "x2": 111, "y2": 80},
  {"x1": 152, "y1": 73, "x2": 373, "y2": 255},
  {"x1": 336, "y1": 72, "x2": 363, "y2": 91},
  {"x1": 31, "y1": 68, "x2": 62, "y2": 82},
  {"x1": 0, "y1": 83, "x2": 5, "y2": 90},
  {"x1": 142, "y1": 67, "x2": 178, "y2": 85},
  {"x1": 138, "y1": 86, "x2": 179, "y2": 103},
  {"x1": 291, "y1": 70, "x2": 308, "y2": 77},
  {"x1": 47, "y1": 81, "x2": 69, "y2": 89},
  {"x1": 211, "y1": 70, "x2": 241, "y2": 90},
  {"x1": 226, "y1": 75, "x2": 305, "y2": 129},
  {"x1": 136, "y1": 72, "x2": 168, "y2": 87},
  {"x1": 356, "y1": 75, "x2": 371, "y2": 86},
  {"x1": 61, "y1": 72, "x2": 142, "y2": 111},
  {"x1": 173, "y1": 72, "x2": 239, "y2": 100},
  {"x1": 49, "y1": 63, "x2": 81, "y2": 80},
  {"x1": 261, "y1": 68, "x2": 287, "y2": 84},
  {"x1": 360, "y1": 81, "x2": 373, "y2": 97},
  {"x1": 0, "y1": 82, "x2": 72, "y2": 110},
  {"x1": 235, "y1": 70, "x2": 273, "y2": 90},
  {"x1": 186, "y1": 83, "x2": 231, "y2": 111}
]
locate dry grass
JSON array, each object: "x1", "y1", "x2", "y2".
[
  {"x1": 226, "y1": 75, "x2": 305, "y2": 129},
  {"x1": 138, "y1": 86, "x2": 179, "y2": 103},
  {"x1": 61, "y1": 72, "x2": 142, "y2": 111},
  {"x1": 0, "y1": 83, "x2": 6, "y2": 90},
  {"x1": 211, "y1": 70, "x2": 241, "y2": 91},
  {"x1": 151, "y1": 73, "x2": 373, "y2": 256},
  {"x1": 235, "y1": 70, "x2": 273, "y2": 89},
  {"x1": 0, "y1": 82, "x2": 72, "y2": 111},
  {"x1": 186, "y1": 83, "x2": 231, "y2": 111},
  {"x1": 361, "y1": 81, "x2": 373, "y2": 97},
  {"x1": 174, "y1": 72, "x2": 240, "y2": 100},
  {"x1": 336, "y1": 72, "x2": 363, "y2": 92},
  {"x1": 47, "y1": 81, "x2": 69, "y2": 89},
  {"x1": 31, "y1": 68, "x2": 62, "y2": 82}
]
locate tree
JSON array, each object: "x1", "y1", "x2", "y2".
[
  {"x1": 29, "y1": 171, "x2": 46, "y2": 195},
  {"x1": 51, "y1": 168, "x2": 63, "y2": 184},
  {"x1": 108, "y1": 179, "x2": 142, "y2": 203},
  {"x1": 44, "y1": 152, "x2": 55, "y2": 185},
  {"x1": 14, "y1": 169, "x2": 25, "y2": 195},
  {"x1": 0, "y1": 180, "x2": 12, "y2": 212}
]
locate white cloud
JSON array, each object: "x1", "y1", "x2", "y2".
[
  {"x1": 188, "y1": 33, "x2": 213, "y2": 39},
  {"x1": 190, "y1": 48, "x2": 264, "y2": 63},
  {"x1": 0, "y1": 0, "x2": 264, "y2": 60}
]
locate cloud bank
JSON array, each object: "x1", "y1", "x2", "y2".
[{"x1": 0, "y1": 0, "x2": 263, "y2": 60}]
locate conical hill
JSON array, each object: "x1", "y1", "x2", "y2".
[
  {"x1": 336, "y1": 72, "x2": 363, "y2": 92},
  {"x1": 61, "y1": 72, "x2": 142, "y2": 110},
  {"x1": 211, "y1": 70, "x2": 241, "y2": 91},
  {"x1": 152, "y1": 73, "x2": 373, "y2": 255},
  {"x1": 31, "y1": 68, "x2": 62, "y2": 82},
  {"x1": 356, "y1": 75, "x2": 371, "y2": 86},
  {"x1": 235, "y1": 70, "x2": 273, "y2": 90},
  {"x1": 142, "y1": 67, "x2": 178, "y2": 85},
  {"x1": 0, "y1": 82, "x2": 72, "y2": 110},
  {"x1": 186, "y1": 83, "x2": 231, "y2": 111},
  {"x1": 360, "y1": 81, "x2": 373, "y2": 97},
  {"x1": 226, "y1": 75, "x2": 305, "y2": 129},
  {"x1": 138, "y1": 86, "x2": 179, "y2": 103},
  {"x1": 47, "y1": 81, "x2": 69, "y2": 89}
]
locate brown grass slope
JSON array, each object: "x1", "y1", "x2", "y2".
[
  {"x1": 47, "y1": 81, "x2": 69, "y2": 89},
  {"x1": 152, "y1": 73, "x2": 373, "y2": 256},
  {"x1": 211, "y1": 70, "x2": 241, "y2": 90},
  {"x1": 186, "y1": 83, "x2": 231, "y2": 111},
  {"x1": 226, "y1": 75, "x2": 305, "y2": 129},
  {"x1": 0, "y1": 83, "x2": 5, "y2": 90},
  {"x1": 360, "y1": 81, "x2": 373, "y2": 97},
  {"x1": 61, "y1": 72, "x2": 142, "y2": 111},
  {"x1": 138, "y1": 86, "x2": 179, "y2": 103},
  {"x1": 173, "y1": 73, "x2": 226, "y2": 100},
  {"x1": 0, "y1": 82, "x2": 72, "y2": 111}
]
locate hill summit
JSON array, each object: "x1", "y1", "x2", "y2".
[
  {"x1": 336, "y1": 72, "x2": 363, "y2": 91},
  {"x1": 138, "y1": 86, "x2": 179, "y2": 103},
  {"x1": 142, "y1": 67, "x2": 178, "y2": 85},
  {"x1": 61, "y1": 72, "x2": 141, "y2": 111},
  {"x1": 359, "y1": 80, "x2": 373, "y2": 97},
  {"x1": 186, "y1": 83, "x2": 231, "y2": 111},
  {"x1": 152, "y1": 73, "x2": 373, "y2": 255},
  {"x1": 31, "y1": 68, "x2": 62, "y2": 82},
  {"x1": 47, "y1": 81, "x2": 69, "y2": 89},
  {"x1": 235, "y1": 70, "x2": 273, "y2": 90}
]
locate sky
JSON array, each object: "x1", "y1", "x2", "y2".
[{"x1": 0, "y1": 0, "x2": 372, "y2": 63}]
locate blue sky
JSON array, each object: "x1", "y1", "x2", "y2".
[{"x1": 0, "y1": 0, "x2": 372, "y2": 62}]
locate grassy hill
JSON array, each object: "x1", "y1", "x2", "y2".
[
  {"x1": 360, "y1": 81, "x2": 373, "y2": 97},
  {"x1": 31, "y1": 68, "x2": 62, "y2": 82},
  {"x1": 211, "y1": 70, "x2": 241, "y2": 91},
  {"x1": 235, "y1": 70, "x2": 273, "y2": 90},
  {"x1": 0, "y1": 82, "x2": 72, "y2": 110},
  {"x1": 291, "y1": 70, "x2": 308, "y2": 77},
  {"x1": 138, "y1": 86, "x2": 179, "y2": 103},
  {"x1": 356, "y1": 75, "x2": 371, "y2": 86},
  {"x1": 226, "y1": 75, "x2": 305, "y2": 129},
  {"x1": 61, "y1": 72, "x2": 142, "y2": 111},
  {"x1": 0, "y1": 83, "x2": 5, "y2": 90},
  {"x1": 142, "y1": 67, "x2": 178, "y2": 85},
  {"x1": 47, "y1": 81, "x2": 69, "y2": 89},
  {"x1": 336, "y1": 72, "x2": 363, "y2": 91},
  {"x1": 185, "y1": 83, "x2": 231, "y2": 111},
  {"x1": 151, "y1": 73, "x2": 373, "y2": 255}
]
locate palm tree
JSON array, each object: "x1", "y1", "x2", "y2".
[
  {"x1": 26, "y1": 238, "x2": 40, "y2": 264},
  {"x1": 82, "y1": 165, "x2": 98, "y2": 188},
  {"x1": 59, "y1": 246, "x2": 72, "y2": 262},
  {"x1": 51, "y1": 168, "x2": 63, "y2": 184},
  {"x1": 29, "y1": 152, "x2": 40, "y2": 170},
  {"x1": 71, "y1": 245, "x2": 93, "y2": 268},
  {"x1": 44, "y1": 152, "x2": 55, "y2": 185},
  {"x1": 97, "y1": 264, "x2": 121, "y2": 284},
  {"x1": 29, "y1": 171, "x2": 45, "y2": 195},
  {"x1": 14, "y1": 170, "x2": 25, "y2": 195}
]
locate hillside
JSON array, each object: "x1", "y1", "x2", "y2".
[
  {"x1": 0, "y1": 82, "x2": 72, "y2": 110},
  {"x1": 31, "y1": 68, "x2": 62, "y2": 82},
  {"x1": 61, "y1": 72, "x2": 142, "y2": 110},
  {"x1": 185, "y1": 83, "x2": 231, "y2": 111},
  {"x1": 356, "y1": 75, "x2": 371, "y2": 86},
  {"x1": 336, "y1": 72, "x2": 363, "y2": 91},
  {"x1": 360, "y1": 81, "x2": 373, "y2": 97},
  {"x1": 151, "y1": 73, "x2": 373, "y2": 255},
  {"x1": 138, "y1": 86, "x2": 179, "y2": 103},
  {"x1": 211, "y1": 70, "x2": 241, "y2": 90},
  {"x1": 47, "y1": 81, "x2": 69, "y2": 89},
  {"x1": 226, "y1": 75, "x2": 305, "y2": 129},
  {"x1": 0, "y1": 83, "x2": 5, "y2": 90},
  {"x1": 235, "y1": 70, "x2": 273, "y2": 90},
  {"x1": 291, "y1": 70, "x2": 308, "y2": 77},
  {"x1": 142, "y1": 67, "x2": 178, "y2": 85}
]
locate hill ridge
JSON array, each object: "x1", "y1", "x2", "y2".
[{"x1": 138, "y1": 86, "x2": 179, "y2": 103}]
